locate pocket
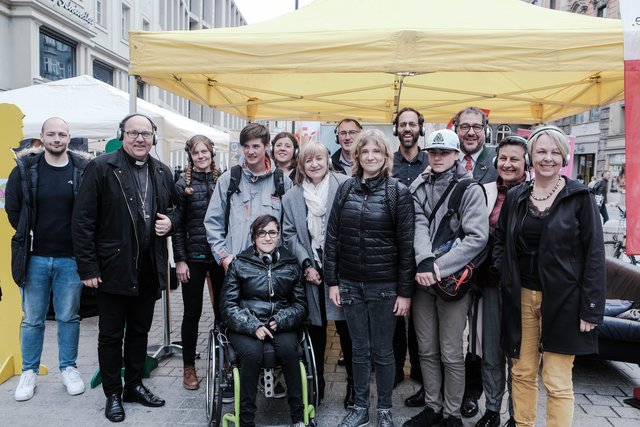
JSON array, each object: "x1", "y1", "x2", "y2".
[
  {"x1": 10, "y1": 233, "x2": 28, "y2": 285},
  {"x1": 97, "y1": 239, "x2": 122, "y2": 268},
  {"x1": 338, "y1": 285, "x2": 354, "y2": 306}
]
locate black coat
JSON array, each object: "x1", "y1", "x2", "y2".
[
  {"x1": 5, "y1": 148, "x2": 89, "y2": 287},
  {"x1": 173, "y1": 171, "x2": 217, "y2": 263},
  {"x1": 72, "y1": 148, "x2": 180, "y2": 296},
  {"x1": 492, "y1": 177, "x2": 606, "y2": 357},
  {"x1": 324, "y1": 175, "x2": 416, "y2": 297},
  {"x1": 221, "y1": 246, "x2": 306, "y2": 336}
]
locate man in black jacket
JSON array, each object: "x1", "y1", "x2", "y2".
[
  {"x1": 5, "y1": 117, "x2": 89, "y2": 402},
  {"x1": 72, "y1": 114, "x2": 180, "y2": 423},
  {"x1": 331, "y1": 118, "x2": 362, "y2": 175}
]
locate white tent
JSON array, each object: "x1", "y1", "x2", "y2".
[{"x1": 0, "y1": 75, "x2": 229, "y2": 160}]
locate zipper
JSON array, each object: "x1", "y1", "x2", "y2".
[
  {"x1": 360, "y1": 193, "x2": 368, "y2": 277},
  {"x1": 113, "y1": 169, "x2": 140, "y2": 270}
]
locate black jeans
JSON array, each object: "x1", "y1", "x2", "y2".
[
  {"x1": 393, "y1": 313, "x2": 423, "y2": 383},
  {"x1": 181, "y1": 261, "x2": 224, "y2": 365},
  {"x1": 228, "y1": 331, "x2": 304, "y2": 426},
  {"x1": 335, "y1": 320, "x2": 354, "y2": 380},
  {"x1": 96, "y1": 256, "x2": 158, "y2": 396},
  {"x1": 339, "y1": 279, "x2": 397, "y2": 410}
]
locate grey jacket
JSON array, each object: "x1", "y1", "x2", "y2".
[
  {"x1": 282, "y1": 173, "x2": 348, "y2": 325},
  {"x1": 411, "y1": 162, "x2": 489, "y2": 279},
  {"x1": 205, "y1": 159, "x2": 292, "y2": 263}
]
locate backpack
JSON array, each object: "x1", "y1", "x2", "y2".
[
  {"x1": 223, "y1": 165, "x2": 285, "y2": 233},
  {"x1": 335, "y1": 176, "x2": 399, "y2": 223},
  {"x1": 428, "y1": 178, "x2": 488, "y2": 301}
]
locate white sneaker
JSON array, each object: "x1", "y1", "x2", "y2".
[
  {"x1": 15, "y1": 370, "x2": 37, "y2": 401},
  {"x1": 61, "y1": 366, "x2": 85, "y2": 396}
]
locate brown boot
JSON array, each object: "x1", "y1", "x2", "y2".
[{"x1": 183, "y1": 365, "x2": 199, "y2": 390}]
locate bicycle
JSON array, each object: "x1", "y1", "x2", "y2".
[{"x1": 603, "y1": 205, "x2": 637, "y2": 266}]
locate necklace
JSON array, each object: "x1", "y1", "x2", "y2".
[
  {"x1": 138, "y1": 165, "x2": 150, "y2": 220},
  {"x1": 530, "y1": 175, "x2": 562, "y2": 201}
]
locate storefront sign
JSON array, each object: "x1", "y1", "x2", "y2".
[{"x1": 45, "y1": 0, "x2": 94, "y2": 26}]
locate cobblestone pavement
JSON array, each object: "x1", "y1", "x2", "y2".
[{"x1": 1, "y1": 253, "x2": 639, "y2": 426}]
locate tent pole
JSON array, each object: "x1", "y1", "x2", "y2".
[{"x1": 129, "y1": 75, "x2": 137, "y2": 114}]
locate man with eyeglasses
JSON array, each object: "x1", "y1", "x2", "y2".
[
  {"x1": 390, "y1": 107, "x2": 429, "y2": 400},
  {"x1": 72, "y1": 113, "x2": 180, "y2": 423},
  {"x1": 6, "y1": 117, "x2": 90, "y2": 402},
  {"x1": 453, "y1": 107, "x2": 499, "y2": 421},
  {"x1": 331, "y1": 118, "x2": 362, "y2": 175}
]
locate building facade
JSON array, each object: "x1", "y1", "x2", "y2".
[{"x1": 0, "y1": 0, "x2": 254, "y2": 168}]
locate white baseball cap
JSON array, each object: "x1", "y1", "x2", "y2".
[{"x1": 426, "y1": 129, "x2": 460, "y2": 152}]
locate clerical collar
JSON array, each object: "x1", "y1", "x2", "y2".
[{"x1": 123, "y1": 149, "x2": 148, "y2": 168}]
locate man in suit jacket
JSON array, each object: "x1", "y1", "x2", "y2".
[
  {"x1": 455, "y1": 107, "x2": 498, "y2": 185},
  {"x1": 452, "y1": 107, "x2": 499, "y2": 419}
]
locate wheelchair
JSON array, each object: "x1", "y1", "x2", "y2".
[{"x1": 206, "y1": 326, "x2": 319, "y2": 426}]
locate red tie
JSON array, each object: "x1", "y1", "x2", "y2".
[{"x1": 465, "y1": 155, "x2": 473, "y2": 172}]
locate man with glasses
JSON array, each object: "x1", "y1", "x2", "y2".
[
  {"x1": 331, "y1": 118, "x2": 362, "y2": 175},
  {"x1": 390, "y1": 107, "x2": 429, "y2": 401},
  {"x1": 72, "y1": 114, "x2": 180, "y2": 423},
  {"x1": 453, "y1": 107, "x2": 499, "y2": 420},
  {"x1": 6, "y1": 117, "x2": 90, "y2": 402}
]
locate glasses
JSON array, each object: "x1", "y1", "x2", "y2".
[
  {"x1": 256, "y1": 230, "x2": 279, "y2": 238},
  {"x1": 126, "y1": 130, "x2": 155, "y2": 140},
  {"x1": 338, "y1": 130, "x2": 360, "y2": 137},
  {"x1": 458, "y1": 124, "x2": 485, "y2": 133}
]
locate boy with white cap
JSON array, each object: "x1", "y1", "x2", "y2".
[{"x1": 403, "y1": 129, "x2": 489, "y2": 427}]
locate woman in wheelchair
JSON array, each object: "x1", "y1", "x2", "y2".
[{"x1": 220, "y1": 214, "x2": 308, "y2": 427}]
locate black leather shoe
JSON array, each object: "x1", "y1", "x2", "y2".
[
  {"x1": 343, "y1": 378, "x2": 355, "y2": 410},
  {"x1": 461, "y1": 395, "x2": 479, "y2": 418},
  {"x1": 475, "y1": 410, "x2": 500, "y2": 427},
  {"x1": 122, "y1": 384, "x2": 165, "y2": 407},
  {"x1": 402, "y1": 407, "x2": 443, "y2": 427},
  {"x1": 105, "y1": 393, "x2": 125, "y2": 423},
  {"x1": 404, "y1": 386, "x2": 425, "y2": 407},
  {"x1": 504, "y1": 418, "x2": 516, "y2": 427}
]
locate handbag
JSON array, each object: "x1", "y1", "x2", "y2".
[
  {"x1": 428, "y1": 179, "x2": 487, "y2": 301},
  {"x1": 594, "y1": 194, "x2": 604, "y2": 208}
]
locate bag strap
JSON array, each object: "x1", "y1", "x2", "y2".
[
  {"x1": 224, "y1": 165, "x2": 242, "y2": 234},
  {"x1": 428, "y1": 179, "x2": 458, "y2": 225},
  {"x1": 431, "y1": 178, "x2": 483, "y2": 250},
  {"x1": 385, "y1": 177, "x2": 399, "y2": 225}
]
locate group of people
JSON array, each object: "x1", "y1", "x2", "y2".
[{"x1": 5, "y1": 106, "x2": 607, "y2": 427}]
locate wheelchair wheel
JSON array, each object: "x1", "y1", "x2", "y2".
[
  {"x1": 206, "y1": 329, "x2": 223, "y2": 426},
  {"x1": 300, "y1": 328, "x2": 320, "y2": 410}
]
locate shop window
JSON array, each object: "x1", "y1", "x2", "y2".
[{"x1": 39, "y1": 30, "x2": 76, "y2": 81}]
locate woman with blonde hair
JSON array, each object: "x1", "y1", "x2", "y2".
[
  {"x1": 493, "y1": 125, "x2": 606, "y2": 427},
  {"x1": 173, "y1": 135, "x2": 223, "y2": 390},
  {"x1": 325, "y1": 129, "x2": 416, "y2": 427},
  {"x1": 282, "y1": 141, "x2": 354, "y2": 407}
]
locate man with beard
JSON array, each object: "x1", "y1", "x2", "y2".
[
  {"x1": 453, "y1": 107, "x2": 498, "y2": 419},
  {"x1": 6, "y1": 117, "x2": 89, "y2": 402},
  {"x1": 331, "y1": 118, "x2": 362, "y2": 175},
  {"x1": 391, "y1": 108, "x2": 429, "y2": 405}
]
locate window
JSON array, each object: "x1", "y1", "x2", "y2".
[
  {"x1": 137, "y1": 80, "x2": 146, "y2": 100},
  {"x1": 96, "y1": 0, "x2": 106, "y2": 27},
  {"x1": 574, "y1": 111, "x2": 589, "y2": 125},
  {"x1": 39, "y1": 30, "x2": 76, "y2": 81},
  {"x1": 121, "y1": 4, "x2": 131, "y2": 41},
  {"x1": 93, "y1": 60, "x2": 113, "y2": 85},
  {"x1": 589, "y1": 107, "x2": 601, "y2": 122},
  {"x1": 495, "y1": 125, "x2": 512, "y2": 144},
  {"x1": 597, "y1": 5, "x2": 608, "y2": 18}
]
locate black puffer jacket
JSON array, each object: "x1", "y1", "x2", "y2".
[
  {"x1": 221, "y1": 246, "x2": 306, "y2": 336},
  {"x1": 324, "y1": 175, "x2": 416, "y2": 297},
  {"x1": 173, "y1": 171, "x2": 217, "y2": 262}
]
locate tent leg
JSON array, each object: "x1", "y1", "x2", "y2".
[{"x1": 147, "y1": 288, "x2": 182, "y2": 361}]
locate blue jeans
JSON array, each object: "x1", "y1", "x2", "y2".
[
  {"x1": 20, "y1": 256, "x2": 83, "y2": 372},
  {"x1": 339, "y1": 279, "x2": 397, "y2": 410}
]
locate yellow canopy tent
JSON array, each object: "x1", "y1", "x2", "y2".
[{"x1": 129, "y1": 0, "x2": 623, "y2": 124}]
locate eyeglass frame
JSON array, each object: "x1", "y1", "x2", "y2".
[
  {"x1": 125, "y1": 130, "x2": 155, "y2": 140},
  {"x1": 337, "y1": 130, "x2": 361, "y2": 138},
  {"x1": 256, "y1": 230, "x2": 279, "y2": 238},
  {"x1": 457, "y1": 123, "x2": 485, "y2": 133}
]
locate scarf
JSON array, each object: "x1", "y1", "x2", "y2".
[{"x1": 302, "y1": 174, "x2": 330, "y2": 266}]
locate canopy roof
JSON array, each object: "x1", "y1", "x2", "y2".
[
  {"x1": 129, "y1": 0, "x2": 624, "y2": 124},
  {"x1": 0, "y1": 75, "x2": 229, "y2": 151}
]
